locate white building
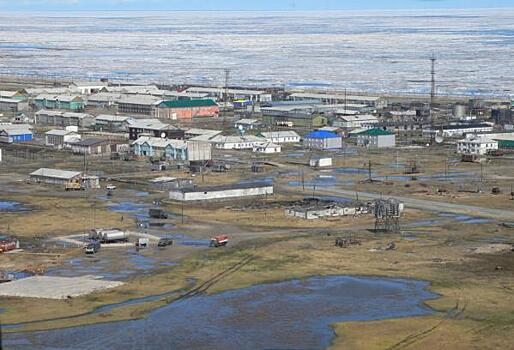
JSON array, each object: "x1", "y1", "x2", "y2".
[
  {"x1": 253, "y1": 142, "x2": 281, "y2": 154},
  {"x1": 288, "y1": 92, "x2": 387, "y2": 108},
  {"x1": 170, "y1": 183, "x2": 273, "y2": 201},
  {"x1": 185, "y1": 87, "x2": 272, "y2": 102},
  {"x1": 356, "y1": 129, "x2": 396, "y2": 148},
  {"x1": 45, "y1": 129, "x2": 81, "y2": 148},
  {"x1": 423, "y1": 123, "x2": 494, "y2": 138},
  {"x1": 457, "y1": 136, "x2": 498, "y2": 155},
  {"x1": 258, "y1": 131, "x2": 300, "y2": 144},
  {"x1": 210, "y1": 135, "x2": 264, "y2": 150},
  {"x1": 235, "y1": 119, "x2": 262, "y2": 130},
  {"x1": 334, "y1": 114, "x2": 378, "y2": 129}
]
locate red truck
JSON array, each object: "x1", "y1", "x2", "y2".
[
  {"x1": 210, "y1": 235, "x2": 229, "y2": 248},
  {"x1": 0, "y1": 239, "x2": 18, "y2": 253}
]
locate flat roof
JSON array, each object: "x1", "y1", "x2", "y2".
[{"x1": 173, "y1": 181, "x2": 273, "y2": 194}]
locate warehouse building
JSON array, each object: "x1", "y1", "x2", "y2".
[
  {"x1": 35, "y1": 110, "x2": 95, "y2": 128},
  {"x1": 288, "y1": 92, "x2": 387, "y2": 109},
  {"x1": 259, "y1": 131, "x2": 300, "y2": 144},
  {"x1": 169, "y1": 182, "x2": 274, "y2": 201},
  {"x1": 261, "y1": 110, "x2": 328, "y2": 128},
  {"x1": 303, "y1": 130, "x2": 343, "y2": 150},
  {"x1": 95, "y1": 115, "x2": 134, "y2": 132},
  {"x1": 333, "y1": 114, "x2": 379, "y2": 129},
  {"x1": 356, "y1": 128, "x2": 396, "y2": 148},
  {"x1": 0, "y1": 98, "x2": 29, "y2": 113},
  {"x1": 154, "y1": 99, "x2": 219, "y2": 120},
  {"x1": 128, "y1": 119, "x2": 184, "y2": 140},
  {"x1": 422, "y1": 123, "x2": 494, "y2": 138},
  {"x1": 117, "y1": 95, "x2": 161, "y2": 115},
  {"x1": 210, "y1": 135, "x2": 264, "y2": 150},
  {"x1": 285, "y1": 202, "x2": 368, "y2": 220},
  {"x1": 30, "y1": 168, "x2": 82, "y2": 185},
  {"x1": 185, "y1": 87, "x2": 272, "y2": 102},
  {"x1": 71, "y1": 138, "x2": 117, "y2": 155},
  {"x1": 33, "y1": 94, "x2": 85, "y2": 111}
]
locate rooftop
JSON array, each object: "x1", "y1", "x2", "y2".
[
  {"x1": 355, "y1": 128, "x2": 394, "y2": 136},
  {"x1": 30, "y1": 168, "x2": 82, "y2": 180},
  {"x1": 304, "y1": 130, "x2": 340, "y2": 139},
  {"x1": 172, "y1": 181, "x2": 273, "y2": 194},
  {"x1": 157, "y1": 99, "x2": 217, "y2": 108}
]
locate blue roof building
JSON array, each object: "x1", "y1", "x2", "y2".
[
  {"x1": 303, "y1": 130, "x2": 343, "y2": 150},
  {"x1": 0, "y1": 124, "x2": 33, "y2": 143}
]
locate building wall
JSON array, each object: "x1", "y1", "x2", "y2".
[
  {"x1": 30, "y1": 174, "x2": 79, "y2": 185},
  {"x1": 118, "y1": 103, "x2": 154, "y2": 115},
  {"x1": 169, "y1": 186, "x2": 274, "y2": 201},
  {"x1": 304, "y1": 137, "x2": 342, "y2": 150},
  {"x1": 358, "y1": 134, "x2": 395, "y2": 148},
  {"x1": 2, "y1": 132, "x2": 33, "y2": 143},
  {"x1": 155, "y1": 106, "x2": 219, "y2": 120}
]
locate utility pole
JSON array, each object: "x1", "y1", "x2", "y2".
[{"x1": 430, "y1": 55, "x2": 437, "y2": 123}]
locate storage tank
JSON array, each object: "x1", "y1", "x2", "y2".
[
  {"x1": 453, "y1": 104, "x2": 467, "y2": 119},
  {"x1": 90, "y1": 229, "x2": 128, "y2": 243}
]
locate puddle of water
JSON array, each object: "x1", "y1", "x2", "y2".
[
  {"x1": 129, "y1": 252, "x2": 156, "y2": 271},
  {"x1": 312, "y1": 195, "x2": 355, "y2": 203},
  {"x1": 3, "y1": 275, "x2": 438, "y2": 350},
  {"x1": 180, "y1": 239, "x2": 211, "y2": 247},
  {"x1": 0, "y1": 201, "x2": 29, "y2": 212},
  {"x1": 438, "y1": 213, "x2": 491, "y2": 224},
  {"x1": 334, "y1": 167, "x2": 371, "y2": 175},
  {"x1": 404, "y1": 219, "x2": 442, "y2": 227},
  {"x1": 285, "y1": 152, "x2": 305, "y2": 158}
]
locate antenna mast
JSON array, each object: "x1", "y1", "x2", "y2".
[{"x1": 430, "y1": 55, "x2": 436, "y2": 121}]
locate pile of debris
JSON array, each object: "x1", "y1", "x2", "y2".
[{"x1": 335, "y1": 237, "x2": 361, "y2": 248}]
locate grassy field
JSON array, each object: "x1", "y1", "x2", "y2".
[{"x1": 1, "y1": 218, "x2": 513, "y2": 350}]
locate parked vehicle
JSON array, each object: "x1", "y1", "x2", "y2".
[
  {"x1": 136, "y1": 238, "x2": 149, "y2": 248},
  {"x1": 85, "y1": 241, "x2": 101, "y2": 254},
  {"x1": 210, "y1": 235, "x2": 229, "y2": 248},
  {"x1": 0, "y1": 239, "x2": 18, "y2": 253},
  {"x1": 157, "y1": 238, "x2": 173, "y2": 247},
  {"x1": 89, "y1": 229, "x2": 128, "y2": 243},
  {"x1": 106, "y1": 184, "x2": 117, "y2": 191},
  {"x1": 65, "y1": 180, "x2": 84, "y2": 191},
  {"x1": 149, "y1": 208, "x2": 168, "y2": 219}
]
